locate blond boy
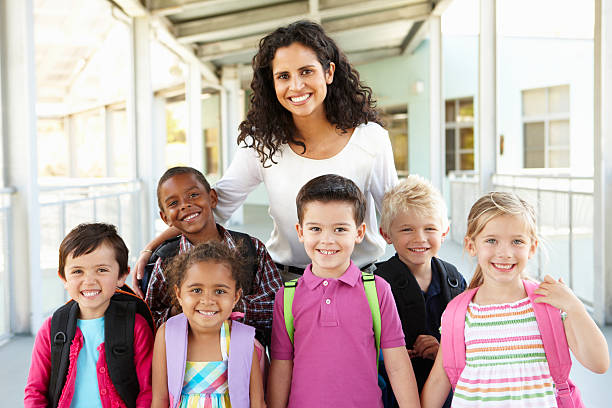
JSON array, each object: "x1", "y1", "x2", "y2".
[{"x1": 375, "y1": 175, "x2": 466, "y2": 407}]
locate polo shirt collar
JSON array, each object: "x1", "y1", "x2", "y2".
[{"x1": 302, "y1": 261, "x2": 361, "y2": 289}]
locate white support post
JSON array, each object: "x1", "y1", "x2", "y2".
[
  {"x1": 593, "y1": 0, "x2": 612, "y2": 325},
  {"x1": 0, "y1": 0, "x2": 41, "y2": 334},
  {"x1": 221, "y1": 65, "x2": 244, "y2": 225},
  {"x1": 187, "y1": 62, "x2": 204, "y2": 171},
  {"x1": 127, "y1": 16, "x2": 156, "y2": 247},
  {"x1": 66, "y1": 115, "x2": 77, "y2": 177},
  {"x1": 429, "y1": 16, "x2": 443, "y2": 191},
  {"x1": 478, "y1": 0, "x2": 497, "y2": 194}
]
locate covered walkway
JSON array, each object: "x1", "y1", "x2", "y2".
[{"x1": 1, "y1": 0, "x2": 612, "y2": 402}]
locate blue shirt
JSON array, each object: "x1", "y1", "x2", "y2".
[
  {"x1": 421, "y1": 264, "x2": 443, "y2": 340},
  {"x1": 72, "y1": 317, "x2": 105, "y2": 408}
]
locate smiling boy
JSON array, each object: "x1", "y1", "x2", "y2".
[
  {"x1": 268, "y1": 174, "x2": 419, "y2": 408},
  {"x1": 375, "y1": 175, "x2": 466, "y2": 406},
  {"x1": 144, "y1": 166, "x2": 282, "y2": 345}
]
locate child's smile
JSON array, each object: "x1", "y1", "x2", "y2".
[
  {"x1": 61, "y1": 244, "x2": 126, "y2": 320},
  {"x1": 296, "y1": 201, "x2": 365, "y2": 278},
  {"x1": 175, "y1": 261, "x2": 241, "y2": 333}
]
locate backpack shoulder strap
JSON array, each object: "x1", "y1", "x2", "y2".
[
  {"x1": 283, "y1": 278, "x2": 299, "y2": 344},
  {"x1": 48, "y1": 301, "x2": 79, "y2": 408},
  {"x1": 362, "y1": 272, "x2": 381, "y2": 370},
  {"x1": 441, "y1": 287, "x2": 478, "y2": 389},
  {"x1": 141, "y1": 236, "x2": 181, "y2": 295},
  {"x1": 228, "y1": 321, "x2": 255, "y2": 408},
  {"x1": 105, "y1": 297, "x2": 138, "y2": 408},
  {"x1": 165, "y1": 313, "x2": 189, "y2": 408},
  {"x1": 434, "y1": 258, "x2": 464, "y2": 300},
  {"x1": 524, "y1": 280, "x2": 573, "y2": 398}
]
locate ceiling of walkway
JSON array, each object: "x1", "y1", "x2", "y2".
[{"x1": 143, "y1": 0, "x2": 440, "y2": 67}]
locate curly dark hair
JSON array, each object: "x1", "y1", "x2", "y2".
[
  {"x1": 165, "y1": 241, "x2": 251, "y2": 311},
  {"x1": 238, "y1": 20, "x2": 382, "y2": 167}
]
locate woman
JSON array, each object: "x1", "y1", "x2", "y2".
[{"x1": 134, "y1": 20, "x2": 397, "y2": 289}]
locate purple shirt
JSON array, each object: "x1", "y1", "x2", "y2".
[{"x1": 271, "y1": 261, "x2": 405, "y2": 407}]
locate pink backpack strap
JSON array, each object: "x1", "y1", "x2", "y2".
[
  {"x1": 524, "y1": 280, "x2": 583, "y2": 408},
  {"x1": 441, "y1": 287, "x2": 478, "y2": 389},
  {"x1": 165, "y1": 313, "x2": 189, "y2": 408}
]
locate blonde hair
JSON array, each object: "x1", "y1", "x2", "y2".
[
  {"x1": 465, "y1": 191, "x2": 538, "y2": 289},
  {"x1": 380, "y1": 175, "x2": 448, "y2": 235}
]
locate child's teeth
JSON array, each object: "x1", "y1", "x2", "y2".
[
  {"x1": 494, "y1": 263, "x2": 512, "y2": 269},
  {"x1": 410, "y1": 248, "x2": 427, "y2": 252},
  {"x1": 198, "y1": 311, "x2": 216, "y2": 316},
  {"x1": 82, "y1": 290, "x2": 100, "y2": 297},
  {"x1": 319, "y1": 249, "x2": 336, "y2": 255}
]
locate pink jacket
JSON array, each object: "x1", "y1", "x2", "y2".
[{"x1": 24, "y1": 314, "x2": 153, "y2": 408}]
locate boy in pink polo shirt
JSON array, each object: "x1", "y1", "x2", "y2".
[{"x1": 268, "y1": 174, "x2": 419, "y2": 408}]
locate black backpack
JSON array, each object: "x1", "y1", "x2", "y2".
[
  {"x1": 139, "y1": 230, "x2": 257, "y2": 296},
  {"x1": 48, "y1": 285, "x2": 154, "y2": 408}
]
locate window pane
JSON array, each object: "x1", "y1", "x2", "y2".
[
  {"x1": 72, "y1": 111, "x2": 105, "y2": 177},
  {"x1": 445, "y1": 100, "x2": 456, "y2": 123},
  {"x1": 549, "y1": 85, "x2": 569, "y2": 114},
  {"x1": 109, "y1": 109, "x2": 131, "y2": 178},
  {"x1": 522, "y1": 88, "x2": 546, "y2": 116},
  {"x1": 446, "y1": 153, "x2": 456, "y2": 173},
  {"x1": 460, "y1": 128, "x2": 474, "y2": 149},
  {"x1": 524, "y1": 122, "x2": 545, "y2": 149},
  {"x1": 166, "y1": 100, "x2": 188, "y2": 169},
  {"x1": 202, "y1": 93, "x2": 221, "y2": 178},
  {"x1": 446, "y1": 129, "x2": 456, "y2": 152},
  {"x1": 460, "y1": 153, "x2": 474, "y2": 170},
  {"x1": 549, "y1": 149, "x2": 570, "y2": 167},
  {"x1": 549, "y1": 120, "x2": 569, "y2": 147},
  {"x1": 38, "y1": 119, "x2": 69, "y2": 177},
  {"x1": 458, "y1": 99, "x2": 474, "y2": 122},
  {"x1": 525, "y1": 150, "x2": 545, "y2": 168}
]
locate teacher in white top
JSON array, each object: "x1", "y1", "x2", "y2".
[{"x1": 133, "y1": 20, "x2": 397, "y2": 291}]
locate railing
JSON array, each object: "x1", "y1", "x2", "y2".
[
  {"x1": 449, "y1": 172, "x2": 594, "y2": 307},
  {"x1": 39, "y1": 178, "x2": 143, "y2": 316},
  {"x1": 0, "y1": 187, "x2": 16, "y2": 344}
]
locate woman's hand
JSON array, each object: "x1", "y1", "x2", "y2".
[
  {"x1": 410, "y1": 335, "x2": 440, "y2": 360},
  {"x1": 533, "y1": 274, "x2": 581, "y2": 313}
]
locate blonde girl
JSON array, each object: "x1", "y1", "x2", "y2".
[
  {"x1": 152, "y1": 242, "x2": 265, "y2": 408},
  {"x1": 422, "y1": 192, "x2": 608, "y2": 407}
]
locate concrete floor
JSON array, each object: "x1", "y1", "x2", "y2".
[{"x1": 4, "y1": 205, "x2": 612, "y2": 406}]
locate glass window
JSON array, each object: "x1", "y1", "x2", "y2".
[
  {"x1": 38, "y1": 119, "x2": 69, "y2": 177},
  {"x1": 445, "y1": 97, "x2": 475, "y2": 174},
  {"x1": 381, "y1": 106, "x2": 409, "y2": 177},
  {"x1": 522, "y1": 86, "x2": 570, "y2": 168},
  {"x1": 165, "y1": 99, "x2": 188, "y2": 169},
  {"x1": 202, "y1": 92, "x2": 221, "y2": 179}
]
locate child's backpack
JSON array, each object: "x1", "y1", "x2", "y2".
[
  {"x1": 47, "y1": 285, "x2": 155, "y2": 408},
  {"x1": 283, "y1": 271, "x2": 382, "y2": 369},
  {"x1": 441, "y1": 280, "x2": 585, "y2": 408},
  {"x1": 139, "y1": 231, "x2": 257, "y2": 296},
  {"x1": 165, "y1": 313, "x2": 263, "y2": 408}
]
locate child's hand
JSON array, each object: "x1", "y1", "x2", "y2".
[
  {"x1": 533, "y1": 274, "x2": 582, "y2": 314},
  {"x1": 409, "y1": 335, "x2": 439, "y2": 360}
]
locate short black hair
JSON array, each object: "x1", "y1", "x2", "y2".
[
  {"x1": 296, "y1": 174, "x2": 366, "y2": 225},
  {"x1": 58, "y1": 223, "x2": 129, "y2": 279},
  {"x1": 157, "y1": 166, "x2": 211, "y2": 210}
]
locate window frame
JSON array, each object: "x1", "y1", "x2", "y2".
[
  {"x1": 522, "y1": 85, "x2": 570, "y2": 169},
  {"x1": 445, "y1": 97, "x2": 475, "y2": 174}
]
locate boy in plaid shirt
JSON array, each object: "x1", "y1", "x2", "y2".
[{"x1": 144, "y1": 166, "x2": 281, "y2": 346}]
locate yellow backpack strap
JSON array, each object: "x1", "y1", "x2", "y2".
[
  {"x1": 362, "y1": 271, "x2": 381, "y2": 370},
  {"x1": 283, "y1": 278, "x2": 299, "y2": 343}
]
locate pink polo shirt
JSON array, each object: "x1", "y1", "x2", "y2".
[{"x1": 271, "y1": 261, "x2": 405, "y2": 407}]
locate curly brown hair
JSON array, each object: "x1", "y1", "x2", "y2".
[
  {"x1": 165, "y1": 241, "x2": 251, "y2": 310},
  {"x1": 237, "y1": 20, "x2": 382, "y2": 167}
]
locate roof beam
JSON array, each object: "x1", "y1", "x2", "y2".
[
  {"x1": 196, "y1": 3, "x2": 427, "y2": 61},
  {"x1": 176, "y1": 2, "x2": 309, "y2": 43},
  {"x1": 322, "y1": 3, "x2": 430, "y2": 32},
  {"x1": 112, "y1": 0, "x2": 220, "y2": 84},
  {"x1": 401, "y1": 0, "x2": 453, "y2": 55},
  {"x1": 320, "y1": 0, "x2": 428, "y2": 19},
  {"x1": 149, "y1": 0, "x2": 286, "y2": 18}
]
